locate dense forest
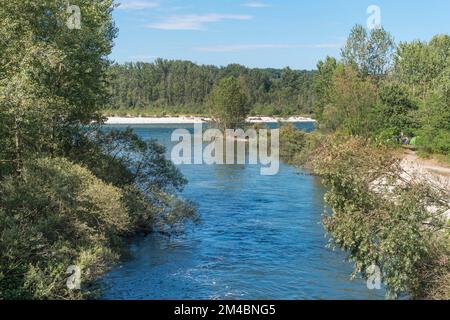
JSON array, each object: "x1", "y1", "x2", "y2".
[
  {"x1": 106, "y1": 60, "x2": 316, "y2": 116},
  {"x1": 281, "y1": 25, "x2": 450, "y2": 299}
]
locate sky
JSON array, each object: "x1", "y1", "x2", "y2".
[{"x1": 110, "y1": 0, "x2": 450, "y2": 70}]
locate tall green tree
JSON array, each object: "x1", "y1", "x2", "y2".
[
  {"x1": 208, "y1": 76, "x2": 249, "y2": 129},
  {"x1": 0, "y1": 0, "x2": 116, "y2": 174},
  {"x1": 0, "y1": 1, "x2": 196, "y2": 299},
  {"x1": 313, "y1": 56, "x2": 337, "y2": 120},
  {"x1": 314, "y1": 136, "x2": 449, "y2": 299},
  {"x1": 416, "y1": 70, "x2": 450, "y2": 155},
  {"x1": 319, "y1": 65, "x2": 377, "y2": 135},
  {"x1": 395, "y1": 34, "x2": 450, "y2": 99},
  {"x1": 369, "y1": 81, "x2": 419, "y2": 141},
  {"x1": 341, "y1": 25, "x2": 395, "y2": 77}
]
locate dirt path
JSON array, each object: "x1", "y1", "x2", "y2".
[
  {"x1": 400, "y1": 150, "x2": 450, "y2": 192},
  {"x1": 402, "y1": 151, "x2": 450, "y2": 178},
  {"x1": 398, "y1": 151, "x2": 450, "y2": 220}
]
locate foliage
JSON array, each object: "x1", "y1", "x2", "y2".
[
  {"x1": 394, "y1": 35, "x2": 450, "y2": 99},
  {"x1": 280, "y1": 124, "x2": 308, "y2": 164},
  {"x1": 321, "y1": 65, "x2": 378, "y2": 135},
  {"x1": 304, "y1": 25, "x2": 450, "y2": 299},
  {"x1": 279, "y1": 120, "x2": 450, "y2": 299},
  {"x1": 71, "y1": 128, "x2": 187, "y2": 192},
  {"x1": 66, "y1": 128, "x2": 193, "y2": 234},
  {"x1": 0, "y1": 0, "x2": 117, "y2": 174},
  {"x1": 207, "y1": 76, "x2": 250, "y2": 129},
  {"x1": 315, "y1": 26, "x2": 449, "y2": 158},
  {"x1": 279, "y1": 124, "x2": 323, "y2": 167},
  {"x1": 416, "y1": 79, "x2": 450, "y2": 156},
  {"x1": 341, "y1": 25, "x2": 395, "y2": 77},
  {"x1": 0, "y1": 157, "x2": 128, "y2": 299},
  {"x1": 313, "y1": 136, "x2": 449, "y2": 299},
  {"x1": 313, "y1": 57, "x2": 337, "y2": 121},
  {"x1": 0, "y1": 1, "x2": 197, "y2": 300},
  {"x1": 369, "y1": 81, "x2": 419, "y2": 141},
  {"x1": 107, "y1": 60, "x2": 316, "y2": 116}
]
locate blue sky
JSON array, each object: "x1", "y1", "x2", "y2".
[{"x1": 110, "y1": 0, "x2": 450, "y2": 70}]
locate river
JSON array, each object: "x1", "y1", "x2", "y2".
[{"x1": 99, "y1": 123, "x2": 384, "y2": 300}]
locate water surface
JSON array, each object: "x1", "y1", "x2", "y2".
[{"x1": 100, "y1": 123, "x2": 383, "y2": 300}]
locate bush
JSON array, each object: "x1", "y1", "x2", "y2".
[
  {"x1": 280, "y1": 124, "x2": 308, "y2": 164},
  {"x1": 312, "y1": 136, "x2": 449, "y2": 299},
  {"x1": 280, "y1": 124, "x2": 325, "y2": 168},
  {"x1": 0, "y1": 157, "x2": 129, "y2": 299}
]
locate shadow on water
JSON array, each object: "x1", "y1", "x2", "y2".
[{"x1": 99, "y1": 123, "x2": 384, "y2": 300}]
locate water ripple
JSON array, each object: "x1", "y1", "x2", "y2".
[{"x1": 100, "y1": 124, "x2": 384, "y2": 300}]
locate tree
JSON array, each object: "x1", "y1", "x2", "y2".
[
  {"x1": 395, "y1": 35, "x2": 450, "y2": 99},
  {"x1": 313, "y1": 56, "x2": 337, "y2": 120},
  {"x1": 320, "y1": 65, "x2": 377, "y2": 135},
  {"x1": 296, "y1": 24, "x2": 450, "y2": 299},
  {"x1": 369, "y1": 81, "x2": 419, "y2": 141},
  {"x1": 208, "y1": 76, "x2": 249, "y2": 129},
  {"x1": 341, "y1": 25, "x2": 395, "y2": 77},
  {"x1": 391, "y1": 34, "x2": 449, "y2": 156},
  {"x1": 416, "y1": 71, "x2": 450, "y2": 156},
  {"x1": 0, "y1": 0, "x2": 117, "y2": 174},
  {"x1": 106, "y1": 60, "x2": 316, "y2": 116},
  {"x1": 0, "y1": 157, "x2": 130, "y2": 299},
  {"x1": 0, "y1": 1, "x2": 197, "y2": 299}
]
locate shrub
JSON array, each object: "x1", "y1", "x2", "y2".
[
  {"x1": 0, "y1": 157, "x2": 129, "y2": 299},
  {"x1": 312, "y1": 136, "x2": 449, "y2": 299}
]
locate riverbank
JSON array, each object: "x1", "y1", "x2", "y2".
[
  {"x1": 104, "y1": 116, "x2": 316, "y2": 125},
  {"x1": 400, "y1": 150, "x2": 450, "y2": 189},
  {"x1": 399, "y1": 150, "x2": 450, "y2": 219},
  {"x1": 401, "y1": 150, "x2": 450, "y2": 179}
]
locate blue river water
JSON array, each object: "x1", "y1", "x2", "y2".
[{"x1": 99, "y1": 123, "x2": 384, "y2": 300}]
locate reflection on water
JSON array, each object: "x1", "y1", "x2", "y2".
[{"x1": 99, "y1": 123, "x2": 384, "y2": 300}]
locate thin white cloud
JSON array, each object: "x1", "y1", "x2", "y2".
[
  {"x1": 195, "y1": 43, "x2": 342, "y2": 52},
  {"x1": 118, "y1": 1, "x2": 160, "y2": 10},
  {"x1": 147, "y1": 14, "x2": 253, "y2": 30},
  {"x1": 242, "y1": 2, "x2": 271, "y2": 8}
]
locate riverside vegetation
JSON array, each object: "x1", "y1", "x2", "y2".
[
  {"x1": 0, "y1": 1, "x2": 196, "y2": 299},
  {"x1": 1, "y1": 1, "x2": 449, "y2": 300},
  {"x1": 280, "y1": 26, "x2": 450, "y2": 299}
]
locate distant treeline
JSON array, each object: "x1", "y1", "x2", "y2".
[{"x1": 107, "y1": 59, "x2": 316, "y2": 116}]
